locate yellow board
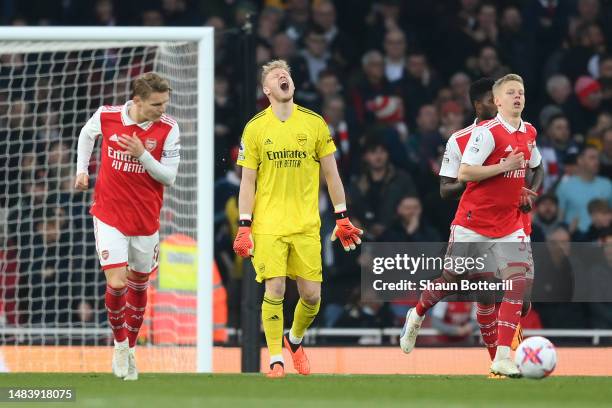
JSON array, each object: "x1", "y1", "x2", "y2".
[{"x1": 158, "y1": 240, "x2": 197, "y2": 291}]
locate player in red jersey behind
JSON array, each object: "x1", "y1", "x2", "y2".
[
  {"x1": 74, "y1": 72, "x2": 181, "y2": 380},
  {"x1": 402, "y1": 74, "x2": 541, "y2": 377}
]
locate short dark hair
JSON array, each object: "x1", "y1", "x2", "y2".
[
  {"x1": 363, "y1": 137, "x2": 388, "y2": 153},
  {"x1": 469, "y1": 77, "x2": 495, "y2": 109},
  {"x1": 588, "y1": 198, "x2": 609, "y2": 214},
  {"x1": 578, "y1": 144, "x2": 599, "y2": 157},
  {"x1": 536, "y1": 193, "x2": 558, "y2": 207},
  {"x1": 545, "y1": 113, "x2": 568, "y2": 129}
]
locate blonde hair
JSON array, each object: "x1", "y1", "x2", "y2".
[
  {"x1": 132, "y1": 72, "x2": 171, "y2": 99},
  {"x1": 261, "y1": 59, "x2": 291, "y2": 85},
  {"x1": 492, "y1": 73, "x2": 524, "y2": 95}
]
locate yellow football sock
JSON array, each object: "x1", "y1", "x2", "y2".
[
  {"x1": 290, "y1": 298, "x2": 320, "y2": 340},
  {"x1": 261, "y1": 294, "x2": 284, "y2": 357}
]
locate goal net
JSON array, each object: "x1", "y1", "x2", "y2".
[{"x1": 0, "y1": 33, "x2": 212, "y2": 372}]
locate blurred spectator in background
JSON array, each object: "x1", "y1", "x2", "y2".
[
  {"x1": 430, "y1": 302, "x2": 478, "y2": 346},
  {"x1": 598, "y1": 53, "x2": 612, "y2": 110},
  {"x1": 284, "y1": 0, "x2": 310, "y2": 43},
  {"x1": 311, "y1": 0, "x2": 354, "y2": 72},
  {"x1": 383, "y1": 29, "x2": 407, "y2": 83},
  {"x1": 296, "y1": 26, "x2": 337, "y2": 106},
  {"x1": 574, "y1": 198, "x2": 612, "y2": 241},
  {"x1": 539, "y1": 113, "x2": 577, "y2": 190},
  {"x1": 543, "y1": 74, "x2": 573, "y2": 114},
  {"x1": 256, "y1": 7, "x2": 282, "y2": 46},
  {"x1": 449, "y1": 72, "x2": 473, "y2": 114},
  {"x1": 332, "y1": 286, "x2": 394, "y2": 343},
  {"x1": 498, "y1": 5, "x2": 535, "y2": 91},
  {"x1": 93, "y1": 0, "x2": 116, "y2": 26},
  {"x1": 531, "y1": 193, "x2": 564, "y2": 242},
  {"x1": 17, "y1": 207, "x2": 71, "y2": 325},
  {"x1": 405, "y1": 104, "x2": 445, "y2": 188},
  {"x1": 468, "y1": 3, "x2": 499, "y2": 47},
  {"x1": 141, "y1": 9, "x2": 165, "y2": 26},
  {"x1": 401, "y1": 51, "x2": 441, "y2": 128},
  {"x1": 566, "y1": 75, "x2": 603, "y2": 135},
  {"x1": 322, "y1": 95, "x2": 355, "y2": 179},
  {"x1": 214, "y1": 74, "x2": 240, "y2": 178},
  {"x1": 556, "y1": 145, "x2": 612, "y2": 234},
  {"x1": 381, "y1": 195, "x2": 440, "y2": 242},
  {"x1": 349, "y1": 50, "x2": 400, "y2": 125},
  {"x1": 600, "y1": 127, "x2": 612, "y2": 179},
  {"x1": 534, "y1": 225, "x2": 585, "y2": 332},
  {"x1": 348, "y1": 140, "x2": 417, "y2": 241},
  {"x1": 469, "y1": 45, "x2": 510, "y2": 80},
  {"x1": 438, "y1": 101, "x2": 466, "y2": 140},
  {"x1": 365, "y1": 95, "x2": 409, "y2": 168}
]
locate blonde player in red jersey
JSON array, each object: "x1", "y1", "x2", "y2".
[
  {"x1": 403, "y1": 74, "x2": 541, "y2": 378},
  {"x1": 400, "y1": 78, "x2": 544, "y2": 376},
  {"x1": 74, "y1": 72, "x2": 180, "y2": 381}
]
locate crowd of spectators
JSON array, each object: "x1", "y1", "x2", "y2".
[{"x1": 1, "y1": 0, "x2": 612, "y2": 345}]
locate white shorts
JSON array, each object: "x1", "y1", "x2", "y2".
[
  {"x1": 448, "y1": 225, "x2": 534, "y2": 279},
  {"x1": 93, "y1": 216, "x2": 159, "y2": 274}
]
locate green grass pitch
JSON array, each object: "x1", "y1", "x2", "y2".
[{"x1": 0, "y1": 374, "x2": 610, "y2": 408}]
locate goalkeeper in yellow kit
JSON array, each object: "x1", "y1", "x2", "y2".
[{"x1": 233, "y1": 59, "x2": 363, "y2": 378}]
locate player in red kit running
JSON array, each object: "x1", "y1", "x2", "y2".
[
  {"x1": 402, "y1": 74, "x2": 541, "y2": 377},
  {"x1": 400, "y1": 78, "x2": 543, "y2": 371},
  {"x1": 74, "y1": 72, "x2": 180, "y2": 381}
]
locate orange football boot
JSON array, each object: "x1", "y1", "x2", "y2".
[{"x1": 284, "y1": 334, "x2": 310, "y2": 375}]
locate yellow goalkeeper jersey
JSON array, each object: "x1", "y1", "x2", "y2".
[{"x1": 237, "y1": 104, "x2": 336, "y2": 236}]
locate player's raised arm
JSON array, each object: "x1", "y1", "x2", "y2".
[
  {"x1": 320, "y1": 153, "x2": 363, "y2": 251},
  {"x1": 74, "y1": 107, "x2": 103, "y2": 190}
]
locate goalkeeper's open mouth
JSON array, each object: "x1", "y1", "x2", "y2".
[{"x1": 279, "y1": 79, "x2": 289, "y2": 91}]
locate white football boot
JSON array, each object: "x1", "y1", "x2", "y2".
[
  {"x1": 490, "y1": 358, "x2": 521, "y2": 378},
  {"x1": 112, "y1": 339, "x2": 129, "y2": 378},
  {"x1": 399, "y1": 308, "x2": 424, "y2": 354},
  {"x1": 124, "y1": 347, "x2": 138, "y2": 381}
]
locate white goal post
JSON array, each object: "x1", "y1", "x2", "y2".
[{"x1": 0, "y1": 27, "x2": 214, "y2": 373}]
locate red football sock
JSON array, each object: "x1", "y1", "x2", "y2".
[
  {"x1": 416, "y1": 276, "x2": 453, "y2": 316},
  {"x1": 125, "y1": 274, "x2": 149, "y2": 348},
  {"x1": 476, "y1": 303, "x2": 497, "y2": 360},
  {"x1": 105, "y1": 285, "x2": 127, "y2": 342},
  {"x1": 497, "y1": 273, "x2": 526, "y2": 347}
]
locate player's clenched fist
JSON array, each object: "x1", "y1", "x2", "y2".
[
  {"x1": 331, "y1": 208, "x2": 363, "y2": 252},
  {"x1": 233, "y1": 219, "x2": 254, "y2": 258},
  {"x1": 74, "y1": 173, "x2": 89, "y2": 190}
]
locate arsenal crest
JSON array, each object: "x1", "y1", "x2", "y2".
[
  {"x1": 297, "y1": 134, "x2": 307, "y2": 146},
  {"x1": 101, "y1": 250, "x2": 109, "y2": 260},
  {"x1": 145, "y1": 138, "x2": 157, "y2": 152}
]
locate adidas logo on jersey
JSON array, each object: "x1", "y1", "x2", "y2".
[
  {"x1": 265, "y1": 138, "x2": 273, "y2": 145},
  {"x1": 109, "y1": 134, "x2": 119, "y2": 142},
  {"x1": 505, "y1": 145, "x2": 513, "y2": 152},
  {"x1": 267, "y1": 315, "x2": 280, "y2": 321}
]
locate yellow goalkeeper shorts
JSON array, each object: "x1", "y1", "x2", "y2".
[{"x1": 251, "y1": 233, "x2": 322, "y2": 283}]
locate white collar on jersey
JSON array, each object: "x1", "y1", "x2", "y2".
[
  {"x1": 496, "y1": 113, "x2": 526, "y2": 133},
  {"x1": 121, "y1": 101, "x2": 153, "y2": 130}
]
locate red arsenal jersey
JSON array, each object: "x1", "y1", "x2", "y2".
[
  {"x1": 82, "y1": 103, "x2": 180, "y2": 236},
  {"x1": 452, "y1": 114, "x2": 541, "y2": 238}
]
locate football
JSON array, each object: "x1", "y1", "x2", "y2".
[{"x1": 515, "y1": 336, "x2": 557, "y2": 379}]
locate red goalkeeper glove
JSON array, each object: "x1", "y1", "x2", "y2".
[
  {"x1": 233, "y1": 219, "x2": 254, "y2": 258},
  {"x1": 331, "y1": 208, "x2": 363, "y2": 251}
]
